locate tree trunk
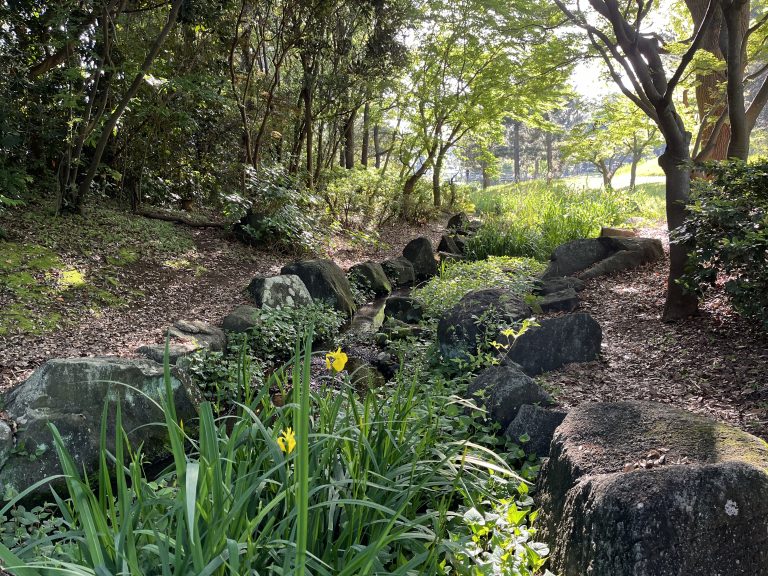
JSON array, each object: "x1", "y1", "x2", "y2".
[
  {"x1": 659, "y1": 146, "x2": 700, "y2": 321},
  {"x1": 66, "y1": 0, "x2": 183, "y2": 214},
  {"x1": 373, "y1": 124, "x2": 381, "y2": 168},
  {"x1": 433, "y1": 149, "x2": 446, "y2": 207},
  {"x1": 630, "y1": 148, "x2": 640, "y2": 189},
  {"x1": 344, "y1": 107, "x2": 357, "y2": 169},
  {"x1": 361, "y1": 102, "x2": 370, "y2": 167},
  {"x1": 545, "y1": 130, "x2": 554, "y2": 184},
  {"x1": 513, "y1": 121, "x2": 521, "y2": 182},
  {"x1": 724, "y1": 0, "x2": 750, "y2": 160}
]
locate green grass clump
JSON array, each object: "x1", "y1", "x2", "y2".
[
  {"x1": 468, "y1": 180, "x2": 664, "y2": 260},
  {"x1": 0, "y1": 336, "x2": 550, "y2": 575},
  {"x1": 412, "y1": 257, "x2": 544, "y2": 318}
]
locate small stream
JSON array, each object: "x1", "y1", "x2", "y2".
[{"x1": 347, "y1": 288, "x2": 412, "y2": 336}]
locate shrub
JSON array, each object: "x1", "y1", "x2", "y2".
[
  {"x1": 678, "y1": 160, "x2": 768, "y2": 328},
  {"x1": 231, "y1": 303, "x2": 346, "y2": 365},
  {"x1": 239, "y1": 165, "x2": 324, "y2": 253},
  {"x1": 412, "y1": 257, "x2": 544, "y2": 318},
  {"x1": 320, "y1": 166, "x2": 402, "y2": 230}
]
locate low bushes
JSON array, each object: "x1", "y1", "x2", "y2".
[
  {"x1": 679, "y1": 160, "x2": 768, "y2": 328},
  {"x1": 412, "y1": 257, "x2": 544, "y2": 318}
]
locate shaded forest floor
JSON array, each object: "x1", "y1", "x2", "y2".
[
  {"x1": 2, "y1": 206, "x2": 767, "y2": 440},
  {"x1": 540, "y1": 228, "x2": 768, "y2": 440},
  {"x1": 0, "y1": 202, "x2": 447, "y2": 389}
]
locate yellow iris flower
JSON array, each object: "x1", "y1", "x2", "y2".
[
  {"x1": 277, "y1": 427, "x2": 296, "y2": 454},
  {"x1": 325, "y1": 347, "x2": 348, "y2": 372}
]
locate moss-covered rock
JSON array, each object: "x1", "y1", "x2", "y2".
[{"x1": 538, "y1": 401, "x2": 768, "y2": 576}]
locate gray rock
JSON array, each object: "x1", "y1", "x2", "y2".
[
  {"x1": 281, "y1": 259, "x2": 357, "y2": 318},
  {"x1": 447, "y1": 212, "x2": 469, "y2": 230},
  {"x1": 1, "y1": 357, "x2": 201, "y2": 500},
  {"x1": 222, "y1": 305, "x2": 260, "y2": 333},
  {"x1": 438, "y1": 251, "x2": 465, "y2": 263},
  {"x1": 542, "y1": 237, "x2": 664, "y2": 279},
  {"x1": 402, "y1": 237, "x2": 438, "y2": 281},
  {"x1": 247, "y1": 274, "x2": 313, "y2": 308},
  {"x1": 534, "y1": 276, "x2": 586, "y2": 295},
  {"x1": 438, "y1": 289, "x2": 532, "y2": 362},
  {"x1": 538, "y1": 401, "x2": 768, "y2": 576},
  {"x1": 578, "y1": 250, "x2": 642, "y2": 280},
  {"x1": 384, "y1": 296, "x2": 424, "y2": 324},
  {"x1": 504, "y1": 404, "x2": 566, "y2": 457},
  {"x1": 137, "y1": 320, "x2": 227, "y2": 363},
  {"x1": 348, "y1": 262, "x2": 392, "y2": 298},
  {"x1": 0, "y1": 421, "x2": 13, "y2": 470},
  {"x1": 137, "y1": 342, "x2": 200, "y2": 364},
  {"x1": 504, "y1": 313, "x2": 601, "y2": 375},
  {"x1": 538, "y1": 288, "x2": 579, "y2": 313},
  {"x1": 467, "y1": 365, "x2": 551, "y2": 429},
  {"x1": 438, "y1": 234, "x2": 462, "y2": 255},
  {"x1": 381, "y1": 257, "x2": 416, "y2": 288}
]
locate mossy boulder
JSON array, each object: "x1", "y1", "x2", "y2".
[
  {"x1": 348, "y1": 261, "x2": 392, "y2": 298},
  {"x1": 281, "y1": 259, "x2": 357, "y2": 318},
  {"x1": 538, "y1": 401, "x2": 768, "y2": 576},
  {"x1": 0, "y1": 357, "x2": 201, "y2": 501}
]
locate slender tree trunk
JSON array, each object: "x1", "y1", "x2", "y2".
[
  {"x1": 361, "y1": 102, "x2": 370, "y2": 167},
  {"x1": 545, "y1": 130, "x2": 554, "y2": 184},
  {"x1": 304, "y1": 85, "x2": 313, "y2": 187},
  {"x1": 344, "y1": 107, "x2": 357, "y2": 169},
  {"x1": 433, "y1": 149, "x2": 446, "y2": 207},
  {"x1": 373, "y1": 124, "x2": 381, "y2": 168},
  {"x1": 67, "y1": 0, "x2": 183, "y2": 214},
  {"x1": 630, "y1": 147, "x2": 640, "y2": 189},
  {"x1": 513, "y1": 121, "x2": 521, "y2": 182}
]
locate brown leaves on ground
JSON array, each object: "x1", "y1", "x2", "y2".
[
  {"x1": 0, "y1": 216, "x2": 447, "y2": 390},
  {"x1": 539, "y1": 228, "x2": 768, "y2": 440}
]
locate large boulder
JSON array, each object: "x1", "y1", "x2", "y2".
[
  {"x1": 438, "y1": 289, "x2": 531, "y2": 362},
  {"x1": 447, "y1": 212, "x2": 470, "y2": 231},
  {"x1": 467, "y1": 364, "x2": 551, "y2": 430},
  {"x1": 138, "y1": 320, "x2": 227, "y2": 363},
  {"x1": 438, "y1": 234, "x2": 462, "y2": 255},
  {"x1": 538, "y1": 288, "x2": 579, "y2": 313},
  {"x1": 505, "y1": 404, "x2": 567, "y2": 457},
  {"x1": 247, "y1": 274, "x2": 313, "y2": 308},
  {"x1": 222, "y1": 305, "x2": 260, "y2": 333},
  {"x1": 542, "y1": 237, "x2": 663, "y2": 279},
  {"x1": 381, "y1": 257, "x2": 416, "y2": 288},
  {"x1": 402, "y1": 237, "x2": 438, "y2": 281},
  {"x1": 348, "y1": 261, "x2": 392, "y2": 298},
  {"x1": 0, "y1": 357, "x2": 201, "y2": 499},
  {"x1": 281, "y1": 259, "x2": 357, "y2": 318},
  {"x1": 538, "y1": 401, "x2": 768, "y2": 576},
  {"x1": 534, "y1": 276, "x2": 585, "y2": 295},
  {"x1": 384, "y1": 296, "x2": 424, "y2": 324},
  {"x1": 504, "y1": 313, "x2": 601, "y2": 375}
]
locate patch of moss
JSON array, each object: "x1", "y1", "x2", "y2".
[{"x1": 106, "y1": 248, "x2": 139, "y2": 267}]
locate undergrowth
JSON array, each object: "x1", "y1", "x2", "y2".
[{"x1": 0, "y1": 334, "x2": 553, "y2": 575}]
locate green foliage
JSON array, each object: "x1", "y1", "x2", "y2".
[
  {"x1": 678, "y1": 160, "x2": 768, "y2": 328},
  {"x1": 229, "y1": 303, "x2": 346, "y2": 365},
  {"x1": 412, "y1": 257, "x2": 544, "y2": 318},
  {"x1": 240, "y1": 165, "x2": 324, "y2": 253},
  {"x1": 321, "y1": 166, "x2": 402, "y2": 229},
  {"x1": 468, "y1": 182, "x2": 634, "y2": 260},
  {"x1": 2, "y1": 335, "x2": 549, "y2": 575}
]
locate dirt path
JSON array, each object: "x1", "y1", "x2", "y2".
[
  {"x1": 540, "y1": 228, "x2": 768, "y2": 440},
  {"x1": 0, "y1": 218, "x2": 447, "y2": 390}
]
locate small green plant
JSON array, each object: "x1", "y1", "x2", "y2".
[
  {"x1": 678, "y1": 159, "x2": 768, "y2": 328},
  {"x1": 228, "y1": 303, "x2": 345, "y2": 364},
  {"x1": 412, "y1": 257, "x2": 544, "y2": 318}
]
